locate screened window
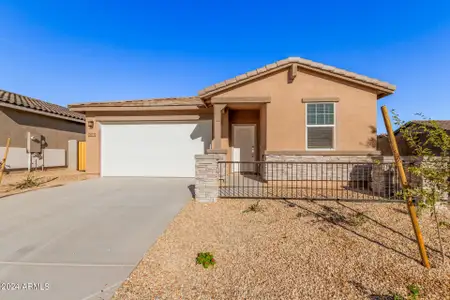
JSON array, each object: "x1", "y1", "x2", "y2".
[{"x1": 306, "y1": 103, "x2": 335, "y2": 149}]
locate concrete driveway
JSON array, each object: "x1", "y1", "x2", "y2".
[{"x1": 0, "y1": 177, "x2": 193, "y2": 300}]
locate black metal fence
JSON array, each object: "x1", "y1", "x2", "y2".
[{"x1": 218, "y1": 161, "x2": 412, "y2": 202}]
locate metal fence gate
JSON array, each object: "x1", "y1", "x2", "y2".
[{"x1": 218, "y1": 161, "x2": 410, "y2": 202}]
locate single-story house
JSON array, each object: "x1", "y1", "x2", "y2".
[
  {"x1": 0, "y1": 89, "x2": 85, "y2": 170},
  {"x1": 378, "y1": 120, "x2": 450, "y2": 156},
  {"x1": 69, "y1": 57, "x2": 396, "y2": 177}
]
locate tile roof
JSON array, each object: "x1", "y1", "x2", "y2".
[
  {"x1": 0, "y1": 89, "x2": 85, "y2": 122},
  {"x1": 69, "y1": 96, "x2": 204, "y2": 108},
  {"x1": 393, "y1": 120, "x2": 450, "y2": 135},
  {"x1": 68, "y1": 57, "x2": 397, "y2": 109},
  {"x1": 412, "y1": 120, "x2": 450, "y2": 131},
  {"x1": 198, "y1": 57, "x2": 396, "y2": 97}
]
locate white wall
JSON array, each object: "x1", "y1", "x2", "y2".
[{"x1": 0, "y1": 147, "x2": 66, "y2": 170}]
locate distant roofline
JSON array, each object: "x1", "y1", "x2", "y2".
[
  {"x1": 393, "y1": 120, "x2": 450, "y2": 135},
  {"x1": 0, "y1": 89, "x2": 85, "y2": 123},
  {"x1": 69, "y1": 96, "x2": 205, "y2": 112}
]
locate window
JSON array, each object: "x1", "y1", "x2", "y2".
[{"x1": 306, "y1": 103, "x2": 335, "y2": 149}]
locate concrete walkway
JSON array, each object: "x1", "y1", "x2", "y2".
[{"x1": 0, "y1": 177, "x2": 193, "y2": 300}]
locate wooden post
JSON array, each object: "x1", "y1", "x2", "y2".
[
  {"x1": 381, "y1": 106, "x2": 430, "y2": 268},
  {"x1": 0, "y1": 138, "x2": 11, "y2": 185}
]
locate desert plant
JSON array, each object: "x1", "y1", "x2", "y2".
[
  {"x1": 393, "y1": 294, "x2": 405, "y2": 300},
  {"x1": 243, "y1": 200, "x2": 263, "y2": 213},
  {"x1": 438, "y1": 220, "x2": 450, "y2": 229},
  {"x1": 407, "y1": 284, "x2": 420, "y2": 300},
  {"x1": 14, "y1": 173, "x2": 42, "y2": 190},
  {"x1": 196, "y1": 252, "x2": 216, "y2": 269},
  {"x1": 393, "y1": 112, "x2": 450, "y2": 263},
  {"x1": 296, "y1": 211, "x2": 311, "y2": 218},
  {"x1": 348, "y1": 212, "x2": 368, "y2": 226}
]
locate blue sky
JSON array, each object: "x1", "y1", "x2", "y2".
[{"x1": 1, "y1": 0, "x2": 449, "y2": 131}]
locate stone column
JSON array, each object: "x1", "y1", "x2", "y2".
[{"x1": 195, "y1": 154, "x2": 222, "y2": 202}]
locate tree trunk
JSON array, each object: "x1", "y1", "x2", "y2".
[{"x1": 433, "y1": 205, "x2": 445, "y2": 263}]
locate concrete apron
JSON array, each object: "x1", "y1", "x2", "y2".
[{"x1": 0, "y1": 177, "x2": 192, "y2": 300}]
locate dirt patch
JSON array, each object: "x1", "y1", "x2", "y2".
[
  {"x1": 114, "y1": 199, "x2": 450, "y2": 300},
  {"x1": 0, "y1": 169, "x2": 94, "y2": 198}
]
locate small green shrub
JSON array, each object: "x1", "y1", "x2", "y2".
[
  {"x1": 393, "y1": 294, "x2": 405, "y2": 300},
  {"x1": 196, "y1": 252, "x2": 216, "y2": 269},
  {"x1": 407, "y1": 284, "x2": 420, "y2": 300}
]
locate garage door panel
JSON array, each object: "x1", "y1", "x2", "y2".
[{"x1": 100, "y1": 121, "x2": 212, "y2": 177}]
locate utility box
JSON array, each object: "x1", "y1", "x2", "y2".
[{"x1": 27, "y1": 132, "x2": 43, "y2": 153}]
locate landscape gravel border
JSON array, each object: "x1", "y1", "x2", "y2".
[{"x1": 114, "y1": 199, "x2": 450, "y2": 300}]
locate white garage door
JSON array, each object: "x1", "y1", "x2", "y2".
[{"x1": 100, "y1": 121, "x2": 212, "y2": 177}]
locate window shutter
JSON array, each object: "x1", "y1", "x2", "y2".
[{"x1": 307, "y1": 127, "x2": 333, "y2": 149}]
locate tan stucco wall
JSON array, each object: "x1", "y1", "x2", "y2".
[
  {"x1": 260, "y1": 105, "x2": 267, "y2": 159},
  {"x1": 0, "y1": 106, "x2": 85, "y2": 149},
  {"x1": 84, "y1": 109, "x2": 213, "y2": 174},
  {"x1": 211, "y1": 68, "x2": 379, "y2": 153}
]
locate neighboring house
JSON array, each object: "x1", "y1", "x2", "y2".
[
  {"x1": 378, "y1": 120, "x2": 450, "y2": 156},
  {"x1": 0, "y1": 89, "x2": 85, "y2": 170},
  {"x1": 69, "y1": 57, "x2": 396, "y2": 177}
]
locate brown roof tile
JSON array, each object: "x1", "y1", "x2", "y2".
[
  {"x1": 393, "y1": 120, "x2": 450, "y2": 135},
  {"x1": 0, "y1": 89, "x2": 85, "y2": 122},
  {"x1": 69, "y1": 96, "x2": 204, "y2": 108},
  {"x1": 198, "y1": 57, "x2": 396, "y2": 96},
  {"x1": 412, "y1": 120, "x2": 450, "y2": 131}
]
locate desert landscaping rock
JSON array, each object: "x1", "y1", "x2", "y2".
[
  {"x1": 114, "y1": 199, "x2": 450, "y2": 300},
  {"x1": 0, "y1": 169, "x2": 92, "y2": 198}
]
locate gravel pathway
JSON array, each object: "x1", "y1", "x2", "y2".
[{"x1": 114, "y1": 199, "x2": 450, "y2": 300}]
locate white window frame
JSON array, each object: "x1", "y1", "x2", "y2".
[{"x1": 305, "y1": 102, "x2": 336, "y2": 151}]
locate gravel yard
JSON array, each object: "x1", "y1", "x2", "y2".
[
  {"x1": 0, "y1": 169, "x2": 92, "y2": 198},
  {"x1": 114, "y1": 199, "x2": 450, "y2": 300}
]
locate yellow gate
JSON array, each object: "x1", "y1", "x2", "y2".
[{"x1": 77, "y1": 141, "x2": 86, "y2": 171}]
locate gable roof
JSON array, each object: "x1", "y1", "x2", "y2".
[
  {"x1": 68, "y1": 56, "x2": 396, "y2": 111},
  {"x1": 198, "y1": 57, "x2": 396, "y2": 98},
  {"x1": 0, "y1": 89, "x2": 85, "y2": 123},
  {"x1": 69, "y1": 96, "x2": 204, "y2": 111}
]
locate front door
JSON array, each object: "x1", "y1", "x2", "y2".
[{"x1": 232, "y1": 124, "x2": 256, "y2": 173}]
